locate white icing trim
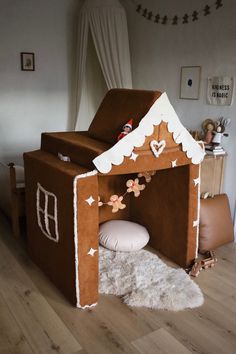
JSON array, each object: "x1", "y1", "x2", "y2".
[
  {"x1": 195, "y1": 164, "x2": 201, "y2": 258},
  {"x1": 171, "y1": 159, "x2": 178, "y2": 168},
  {"x1": 87, "y1": 248, "x2": 98, "y2": 256},
  {"x1": 193, "y1": 177, "x2": 200, "y2": 186},
  {"x1": 36, "y1": 183, "x2": 59, "y2": 242},
  {"x1": 130, "y1": 152, "x2": 138, "y2": 161},
  {"x1": 73, "y1": 169, "x2": 98, "y2": 308},
  {"x1": 85, "y1": 196, "x2": 95, "y2": 206},
  {"x1": 92, "y1": 92, "x2": 205, "y2": 174},
  {"x1": 77, "y1": 302, "x2": 97, "y2": 309},
  {"x1": 150, "y1": 140, "x2": 166, "y2": 158}
]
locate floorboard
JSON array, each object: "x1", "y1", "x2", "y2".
[{"x1": 0, "y1": 212, "x2": 235, "y2": 354}]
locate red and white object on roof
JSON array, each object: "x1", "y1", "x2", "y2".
[{"x1": 93, "y1": 92, "x2": 205, "y2": 174}]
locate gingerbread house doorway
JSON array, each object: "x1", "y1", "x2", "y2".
[{"x1": 24, "y1": 90, "x2": 204, "y2": 308}]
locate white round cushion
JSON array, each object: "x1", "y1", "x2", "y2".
[{"x1": 99, "y1": 220, "x2": 149, "y2": 252}]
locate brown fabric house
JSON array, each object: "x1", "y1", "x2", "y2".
[{"x1": 24, "y1": 89, "x2": 205, "y2": 308}]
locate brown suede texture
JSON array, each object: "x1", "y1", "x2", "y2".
[
  {"x1": 98, "y1": 174, "x2": 132, "y2": 224},
  {"x1": 130, "y1": 164, "x2": 199, "y2": 268},
  {"x1": 24, "y1": 150, "x2": 99, "y2": 306},
  {"x1": 41, "y1": 131, "x2": 111, "y2": 170},
  {"x1": 76, "y1": 174, "x2": 99, "y2": 307},
  {"x1": 199, "y1": 194, "x2": 234, "y2": 253},
  {"x1": 24, "y1": 88, "x2": 201, "y2": 307},
  {"x1": 104, "y1": 148, "x2": 189, "y2": 176},
  {"x1": 88, "y1": 88, "x2": 162, "y2": 144}
]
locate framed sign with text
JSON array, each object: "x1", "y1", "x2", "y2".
[{"x1": 207, "y1": 76, "x2": 234, "y2": 105}]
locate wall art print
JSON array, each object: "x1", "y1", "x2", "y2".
[{"x1": 180, "y1": 66, "x2": 201, "y2": 100}]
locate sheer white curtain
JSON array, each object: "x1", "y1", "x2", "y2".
[
  {"x1": 73, "y1": 12, "x2": 89, "y2": 130},
  {"x1": 75, "y1": 30, "x2": 107, "y2": 131},
  {"x1": 234, "y1": 203, "x2": 236, "y2": 239},
  {"x1": 74, "y1": 0, "x2": 132, "y2": 130},
  {"x1": 88, "y1": 4, "x2": 132, "y2": 89}
]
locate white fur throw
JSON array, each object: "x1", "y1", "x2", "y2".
[{"x1": 99, "y1": 247, "x2": 204, "y2": 311}]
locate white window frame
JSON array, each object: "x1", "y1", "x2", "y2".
[{"x1": 36, "y1": 183, "x2": 59, "y2": 242}]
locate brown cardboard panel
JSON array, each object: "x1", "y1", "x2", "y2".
[
  {"x1": 130, "y1": 165, "x2": 197, "y2": 268},
  {"x1": 88, "y1": 88, "x2": 162, "y2": 144},
  {"x1": 23, "y1": 88, "x2": 202, "y2": 307},
  {"x1": 24, "y1": 150, "x2": 91, "y2": 305},
  {"x1": 41, "y1": 132, "x2": 110, "y2": 170},
  {"x1": 76, "y1": 174, "x2": 99, "y2": 307},
  {"x1": 103, "y1": 149, "x2": 190, "y2": 176}
]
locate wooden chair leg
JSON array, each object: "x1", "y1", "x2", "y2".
[
  {"x1": 11, "y1": 204, "x2": 21, "y2": 238},
  {"x1": 8, "y1": 163, "x2": 25, "y2": 239}
]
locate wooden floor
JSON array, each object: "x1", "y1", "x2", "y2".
[{"x1": 0, "y1": 212, "x2": 236, "y2": 354}]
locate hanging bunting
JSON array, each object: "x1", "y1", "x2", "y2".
[
  {"x1": 98, "y1": 171, "x2": 156, "y2": 213},
  {"x1": 142, "y1": 8, "x2": 148, "y2": 17},
  {"x1": 204, "y1": 5, "x2": 211, "y2": 16},
  {"x1": 215, "y1": 0, "x2": 223, "y2": 9},
  {"x1": 147, "y1": 11, "x2": 153, "y2": 20},
  {"x1": 192, "y1": 11, "x2": 198, "y2": 21},
  {"x1": 136, "y1": 4, "x2": 142, "y2": 13},
  {"x1": 162, "y1": 15, "x2": 168, "y2": 25},
  {"x1": 155, "y1": 14, "x2": 160, "y2": 23},
  {"x1": 183, "y1": 14, "x2": 189, "y2": 24},
  {"x1": 172, "y1": 16, "x2": 178, "y2": 25},
  {"x1": 131, "y1": 0, "x2": 224, "y2": 26}
]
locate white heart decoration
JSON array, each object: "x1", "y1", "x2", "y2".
[{"x1": 150, "y1": 140, "x2": 166, "y2": 158}]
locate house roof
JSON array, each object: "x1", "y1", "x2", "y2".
[{"x1": 93, "y1": 92, "x2": 205, "y2": 174}]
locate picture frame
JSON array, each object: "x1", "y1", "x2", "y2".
[
  {"x1": 180, "y1": 66, "x2": 201, "y2": 100},
  {"x1": 21, "y1": 52, "x2": 35, "y2": 71}
]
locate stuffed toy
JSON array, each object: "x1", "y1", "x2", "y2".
[
  {"x1": 212, "y1": 117, "x2": 230, "y2": 146},
  {"x1": 126, "y1": 178, "x2": 145, "y2": 197},
  {"x1": 117, "y1": 119, "x2": 133, "y2": 141},
  {"x1": 202, "y1": 119, "x2": 215, "y2": 144},
  {"x1": 108, "y1": 195, "x2": 126, "y2": 213}
]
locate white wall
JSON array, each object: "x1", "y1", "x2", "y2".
[
  {"x1": 123, "y1": 0, "x2": 236, "y2": 216},
  {"x1": 1, "y1": 0, "x2": 235, "y2": 219},
  {"x1": 0, "y1": 0, "x2": 79, "y2": 165}
]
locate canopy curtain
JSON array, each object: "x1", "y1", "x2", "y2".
[
  {"x1": 74, "y1": 0, "x2": 132, "y2": 130},
  {"x1": 234, "y1": 202, "x2": 236, "y2": 239}
]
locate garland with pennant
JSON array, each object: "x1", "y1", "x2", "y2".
[
  {"x1": 130, "y1": 0, "x2": 223, "y2": 26},
  {"x1": 98, "y1": 170, "x2": 156, "y2": 213}
]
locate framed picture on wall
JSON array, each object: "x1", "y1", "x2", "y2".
[
  {"x1": 21, "y1": 52, "x2": 35, "y2": 71},
  {"x1": 180, "y1": 66, "x2": 201, "y2": 100}
]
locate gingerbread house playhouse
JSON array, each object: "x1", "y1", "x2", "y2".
[{"x1": 24, "y1": 89, "x2": 205, "y2": 308}]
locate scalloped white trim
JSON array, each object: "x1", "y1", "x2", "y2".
[
  {"x1": 77, "y1": 302, "x2": 97, "y2": 309},
  {"x1": 73, "y1": 169, "x2": 98, "y2": 308},
  {"x1": 92, "y1": 92, "x2": 205, "y2": 174}
]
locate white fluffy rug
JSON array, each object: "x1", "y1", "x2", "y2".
[{"x1": 99, "y1": 247, "x2": 204, "y2": 311}]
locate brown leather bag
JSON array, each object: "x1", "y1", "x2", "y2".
[{"x1": 199, "y1": 194, "x2": 234, "y2": 253}]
